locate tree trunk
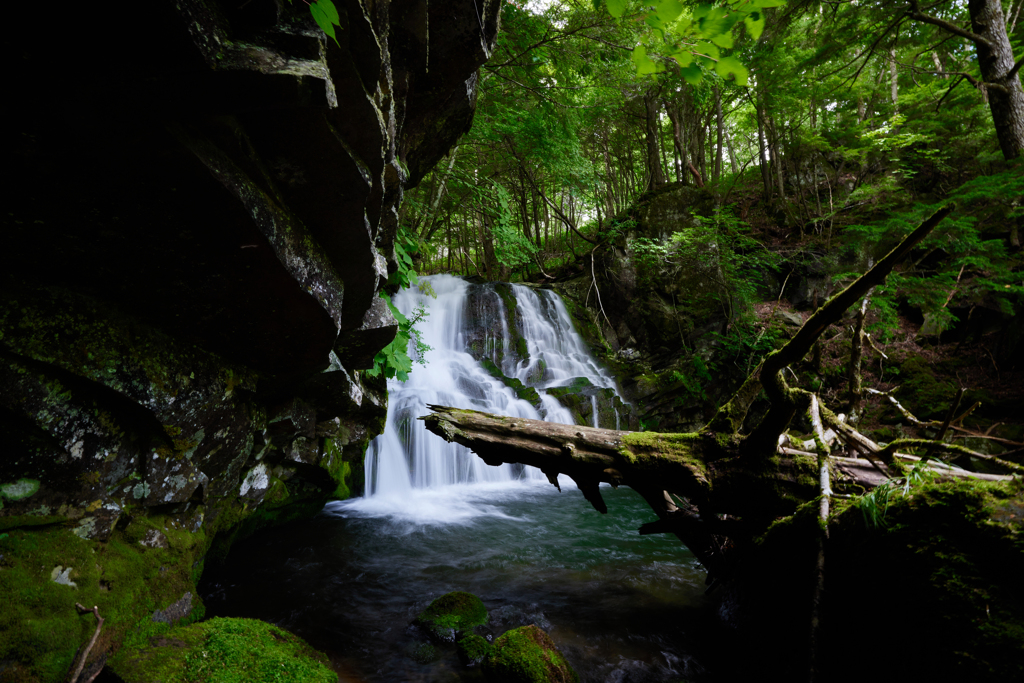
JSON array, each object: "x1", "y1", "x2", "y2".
[
  {"x1": 910, "y1": 0, "x2": 1024, "y2": 159},
  {"x1": 715, "y1": 84, "x2": 724, "y2": 182},
  {"x1": 644, "y1": 86, "x2": 667, "y2": 190},
  {"x1": 968, "y1": 0, "x2": 1024, "y2": 159}
]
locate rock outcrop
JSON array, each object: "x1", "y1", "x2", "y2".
[{"x1": 0, "y1": 0, "x2": 498, "y2": 679}]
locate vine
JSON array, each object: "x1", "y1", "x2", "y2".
[{"x1": 365, "y1": 231, "x2": 433, "y2": 382}]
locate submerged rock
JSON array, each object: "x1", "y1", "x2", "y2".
[{"x1": 482, "y1": 624, "x2": 579, "y2": 683}]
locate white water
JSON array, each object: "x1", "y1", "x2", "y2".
[{"x1": 350, "y1": 275, "x2": 624, "y2": 518}]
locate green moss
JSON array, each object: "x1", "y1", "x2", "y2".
[
  {"x1": 0, "y1": 515, "x2": 66, "y2": 532},
  {"x1": 619, "y1": 431, "x2": 706, "y2": 476},
  {"x1": 112, "y1": 617, "x2": 336, "y2": 683},
  {"x1": 821, "y1": 479, "x2": 1024, "y2": 680},
  {"x1": 457, "y1": 634, "x2": 492, "y2": 665},
  {"x1": 0, "y1": 517, "x2": 208, "y2": 683},
  {"x1": 482, "y1": 625, "x2": 578, "y2": 683},
  {"x1": 480, "y1": 359, "x2": 542, "y2": 408},
  {"x1": 322, "y1": 438, "x2": 354, "y2": 500},
  {"x1": 897, "y1": 356, "x2": 959, "y2": 419},
  {"x1": 416, "y1": 591, "x2": 488, "y2": 642}
]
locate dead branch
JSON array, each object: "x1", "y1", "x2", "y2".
[
  {"x1": 747, "y1": 205, "x2": 955, "y2": 451},
  {"x1": 68, "y1": 604, "x2": 104, "y2": 683}
]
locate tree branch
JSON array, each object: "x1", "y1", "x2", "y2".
[{"x1": 907, "y1": 2, "x2": 993, "y2": 49}]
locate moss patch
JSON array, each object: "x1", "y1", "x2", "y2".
[
  {"x1": 480, "y1": 358, "x2": 542, "y2": 409},
  {"x1": 457, "y1": 633, "x2": 491, "y2": 665},
  {"x1": 111, "y1": 617, "x2": 336, "y2": 683},
  {"x1": 482, "y1": 624, "x2": 578, "y2": 683},
  {"x1": 416, "y1": 591, "x2": 488, "y2": 642},
  {"x1": 619, "y1": 431, "x2": 708, "y2": 480},
  {"x1": 0, "y1": 518, "x2": 207, "y2": 683}
]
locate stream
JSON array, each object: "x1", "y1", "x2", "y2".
[{"x1": 200, "y1": 276, "x2": 718, "y2": 681}]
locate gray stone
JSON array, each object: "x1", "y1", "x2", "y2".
[{"x1": 151, "y1": 592, "x2": 193, "y2": 625}]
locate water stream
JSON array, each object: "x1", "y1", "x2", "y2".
[{"x1": 200, "y1": 276, "x2": 715, "y2": 681}]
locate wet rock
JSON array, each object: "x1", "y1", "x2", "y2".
[
  {"x1": 482, "y1": 624, "x2": 578, "y2": 683},
  {"x1": 480, "y1": 359, "x2": 543, "y2": 409},
  {"x1": 546, "y1": 378, "x2": 629, "y2": 430},
  {"x1": 416, "y1": 591, "x2": 489, "y2": 644}
]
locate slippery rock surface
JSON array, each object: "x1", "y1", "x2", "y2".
[{"x1": 1, "y1": 0, "x2": 498, "y2": 679}]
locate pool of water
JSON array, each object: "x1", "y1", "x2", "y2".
[{"x1": 200, "y1": 479, "x2": 717, "y2": 682}]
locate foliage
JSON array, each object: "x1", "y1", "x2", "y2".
[
  {"x1": 837, "y1": 164, "x2": 1024, "y2": 339},
  {"x1": 365, "y1": 231, "x2": 433, "y2": 382},
  {"x1": 857, "y1": 458, "x2": 938, "y2": 528},
  {"x1": 287, "y1": 0, "x2": 342, "y2": 47},
  {"x1": 603, "y1": 0, "x2": 786, "y2": 85}
]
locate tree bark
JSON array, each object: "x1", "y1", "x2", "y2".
[
  {"x1": 910, "y1": 0, "x2": 1024, "y2": 159},
  {"x1": 968, "y1": 0, "x2": 1024, "y2": 159}
]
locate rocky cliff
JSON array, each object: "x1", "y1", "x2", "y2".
[{"x1": 0, "y1": 1, "x2": 498, "y2": 679}]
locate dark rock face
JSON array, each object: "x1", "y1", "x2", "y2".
[{"x1": 1, "y1": 0, "x2": 497, "y2": 677}]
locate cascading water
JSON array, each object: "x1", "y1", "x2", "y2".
[{"x1": 358, "y1": 274, "x2": 626, "y2": 508}]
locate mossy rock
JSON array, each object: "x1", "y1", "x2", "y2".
[
  {"x1": 0, "y1": 520, "x2": 208, "y2": 683},
  {"x1": 110, "y1": 617, "x2": 336, "y2": 682},
  {"x1": 457, "y1": 633, "x2": 491, "y2": 666},
  {"x1": 480, "y1": 359, "x2": 542, "y2": 409},
  {"x1": 482, "y1": 625, "x2": 578, "y2": 683},
  {"x1": 416, "y1": 591, "x2": 488, "y2": 643}
]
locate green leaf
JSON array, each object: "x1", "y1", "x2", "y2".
[
  {"x1": 716, "y1": 55, "x2": 748, "y2": 85},
  {"x1": 645, "y1": 14, "x2": 666, "y2": 39},
  {"x1": 310, "y1": 2, "x2": 340, "y2": 47},
  {"x1": 744, "y1": 11, "x2": 765, "y2": 40},
  {"x1": 710, "y1": 31, "x2": 734, "y2": 49},
  {"x1": 632, "y1": 44, "x2": 661, "y2": 75},
  {"x1": 750, "y1": 0, "x2": 785, "y2": 7},
  {"x1": 607, "y1": 0, "x2": 628, "y2": 19},
  {"x1": 696, "y1": 41, "x2": 720, "y2": 60},
  {"x1": 315, "y1": 0, "x2": 340, "y2": 27},
  {"x1": 680, "y1": 63, "x2": 703, "y2": 84},
  {"x1": 672, "y1": 49, "x2": 695, "y2": 67},
  {"x1": 655, "y1": 0, "x2": 685, "y2": 23}
]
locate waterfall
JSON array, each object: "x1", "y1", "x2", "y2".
[{"x1": 362, "y1": 275, "x2": 626, "y2": 503}]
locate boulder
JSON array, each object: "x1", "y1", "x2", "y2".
[
  {"x1": 416, "y1": 591, "x2": 489, "y2": 644},
  {"x1": 482, "y1": 624, "x2": 578, "y2": 683}
]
